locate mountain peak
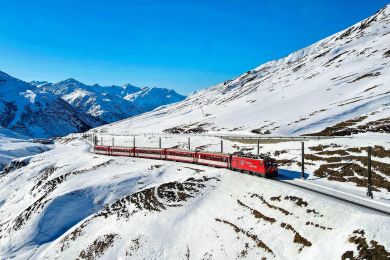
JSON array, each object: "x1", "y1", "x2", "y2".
[
  {"x1": 121, "y1": 83, "x2": 141, "y2": 91},
  {"x1": 29, "y1": 80, "x2": 49, "y2": 86},
  {"x1": 95, "y1": 3, "x2": 390, "y2": 136},
  {"x1": 62, "y1": 78, "x2": 83, "y2": 85}
]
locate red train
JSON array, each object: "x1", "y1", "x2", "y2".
[{"x1": 93, "y1": 145, "x2": 278, "y2": 178}]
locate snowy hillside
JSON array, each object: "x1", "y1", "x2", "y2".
[
  {"x1": 1, "y1": 4, "x2": 390, "y2": 259},
  {"x1": 0, "y1": 71, "x2": 101, "y2": 138},
  {"x1": 95, "y1": 5, "x2": 390, "y2": 136},
  {"x1": 35, "y1": 79, "x2": 186, "y2": 124},
  {"x1": 0, "y1": 137, "x2": 389, "y2": 259},
  {"x1": 0, "y1": 127, "x2": 49, "y2": 171}
]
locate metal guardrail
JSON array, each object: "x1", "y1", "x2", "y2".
[{"x1": 83, "y1": 132, "x2": 352, "y2": 141}]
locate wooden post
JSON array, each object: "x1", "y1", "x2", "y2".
[
  {"x1": 257, "y1": 139, "x2": 260, "y2": 156},
  {"x1": 367, "y1": 146, "x2": 373, "y2": 199},
  {"x1": 301, "y1": 142, "x2": 305, "y2": 179},
  {"x1": 188, "y1": 137, "x2": 191, "y2": 150},
  {"x1": 101, "y1": 137, "x2": 103, "y2": 146},
  {"x1": 159, "y1": 137, "x2": 162, "y2": 148},
  {"x1": 221, "y1": 140, "x2": 223, "y2": 153},
  {"x1": 112, "y1": 136, "x2": 114, "y2": 146}
]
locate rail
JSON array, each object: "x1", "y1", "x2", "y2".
[
  {"x1": 275, "y1": 177, "x2": 390, "y2": 216},
  {"x1": 84, "y1": 139, "x2": 390, "y2": 217}
]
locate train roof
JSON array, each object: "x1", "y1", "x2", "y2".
[
  {"x1": 95, "y1": 146, "x2": 275, "y2": 160},
  {"x1": 109, "y1": 146, "x2": 133, "y2": 149},
  {"x1": 196, "y1": 151, "x2": 230, "y2": 156},
  {"x1": 165, "y1": 148, "x2": 197, "y2": 153},
  {"x1": 135, "y1": 147, "x2": 165, "y2": 150},
  {"x1": 232, "y1": 152, "x2": 273, "y2": 160}
]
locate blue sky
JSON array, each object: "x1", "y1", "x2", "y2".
[{"x1": 0, "y1": 0, "x2": 388, "y2": 94}]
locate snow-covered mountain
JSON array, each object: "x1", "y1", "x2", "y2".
[
  {"x1": 95, "y1": 4, "x2": 390, "y2": 136},
  {"x1": 0, "y1": 71, "x2": 185, "y2": 138},
  {"x1": 0, "y1": 71, "x2": 101, "y2": 138},
  {"x1": 1, "y1": 5, "x2": 390, "y2": 259},
  {"x1": 34, "y1": 79, "x2": 186, "y2": 124}
]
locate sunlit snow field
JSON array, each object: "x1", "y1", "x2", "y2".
[{"x1": 0, "y1": 136, "x2": 389, "y2": 259}]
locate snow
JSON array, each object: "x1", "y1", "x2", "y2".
[
  {"x1": 88, "y1": 132, "x2": 390, "y2": 205},
  {"x1": 1, "y1": 70, "x2": 185, "y2": 138},
  {"x1": 36, "y1": 78, "x2": 186, "y2": 124},
  {"x1": 0, "y1": 71, "x2": 102, "y2": 138},
  {"x1": 0, "y1": 127, "x2": 49, "y2": 171},
  {"x1": 0, "y1": 137, "x2": 388, "y2": 259},
  {"x1": 94, "y1": 4, "x2": 390, "y2": 137},
  {"x1": 0, "y1": 4, "x2": 390, "y2": 259}
]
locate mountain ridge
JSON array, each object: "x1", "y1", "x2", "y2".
[
  {"x1": 94, "y1": 4, "x2": 390, "y2": 137},
  {"x1": 34, "y1": 78, "x2": 186, "y2": 124},
  {"x1": 0, "y1": 71, "x2": 101, "y2": 138},
  {"x1": 1, "y1": 71, "x2": 186, "y2": 137}
]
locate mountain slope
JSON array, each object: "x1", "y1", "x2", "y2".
[
  {"x1": 95, "y1": 5, "x2": 390, "y2": 136},
  {"x1": 0, "y1": 72, "x2": 101, "y2": 138},
  {"x1": 35, "y1": 79, "x2": 186, "y2": 124},
  {"x1": 0, "y1": 126, "x2": 49, "y2": 171},
  {"x1": 0, "y1": 138, "x2": 389, "y2": 259}
]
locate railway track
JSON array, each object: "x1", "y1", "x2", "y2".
[
  {"x1": 274, "y1": 175, "x2": 390, "y2": 217},
  {"x1": 230, "y1": 168, "x2": 390, "y2": 216},
  {"x1": 85, "y1": 140, "x2": 390, "y2": 217}
]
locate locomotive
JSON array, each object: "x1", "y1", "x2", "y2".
[{"x1": 93, "y1": 145, "x2": 278, "y2": 178}]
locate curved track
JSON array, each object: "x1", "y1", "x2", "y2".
[
  {"x1": 274, "y1": 175, "x2": 390, "y2": 217},
  {"x1": 87, "y1": 142, "x2": 390, "y2": 217}
]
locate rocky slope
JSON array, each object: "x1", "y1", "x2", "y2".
[{"x1": 95, "y1": 4, "x2": 390, "y2": 136}]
